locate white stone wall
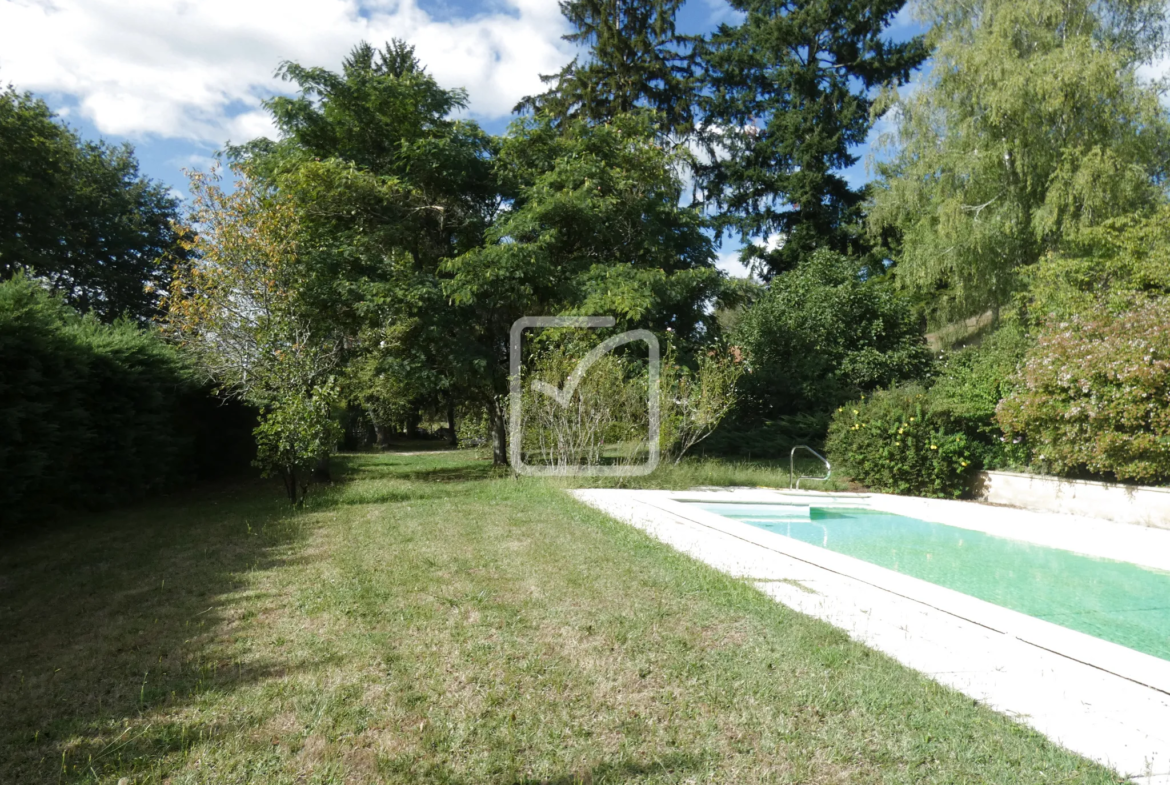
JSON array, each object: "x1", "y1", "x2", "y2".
[{"x1": 977, "y1": 471, "x2": 1170, "y2": 529}]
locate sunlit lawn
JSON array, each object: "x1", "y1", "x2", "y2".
[{"x1": 0, "y1": 452, "x2": 1120, "y2": 783}]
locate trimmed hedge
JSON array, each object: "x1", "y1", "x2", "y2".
[{"x1": 0, "y1": 276, "x2": 253, "y2": 528}]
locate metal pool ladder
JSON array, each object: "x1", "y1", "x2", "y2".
[{"x1": 790, "y1": 445, "x2": 831, "y2": 489}]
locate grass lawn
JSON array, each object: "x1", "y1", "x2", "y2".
[{"x1": 0, "y1": 452, "x2": 1121, "y2": 784}]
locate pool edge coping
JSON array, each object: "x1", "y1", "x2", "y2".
[{"x1": 580, "y1": 488, "x2": 1170, "y2": 698}]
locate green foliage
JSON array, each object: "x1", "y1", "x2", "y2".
[
  {"x1": 515, "y1": 335, "x2": 649, "y2": 471},
  {"x1": 732, "y1": 250, "x2": 932, "y2": 420},
  {"x1": 234, "y1": 41, "x2": 502, "y2": 444},
  {"x1": 699, "y1": 412, "x2": 833, "y2": 458},
  {"x1": 697, "y1": 0, "x2": 926, "y2": 275},
  {"x1": 443, "y1": 112, "x2": 720, "y2": 459},
  {"x1": 445, "y1": 112, "x2": 717, "y2": 331},
  {"x1": 514, "y1": 331, "x2": 742, "y2": 471},
  {"x1": 928, "y1": 322, "x2": 1032, "y2": 469},
  {"x1": 0, "y1": 275, "x2": 245, "y2": 527},
  {"x1": 826, "y1": 386, "x2": 977, "y2": 498},
  {"x1": 1022, "y1": 204, "x2": 1170, "y2": 323},
  {"x1": 0, "y1": 85, "x2": 186, "y2": 322},
  {"x1": 167, "y1": 168, "x2": 342, "y2": 502},
  {"x1": 659, "y1": 341, "x2": 745, "y2": 462},
  {"x1": 520, "y1": 0, "x2": 696, "y2": 135},
  {"x1": 254, "y1": 383, "x2": 344, "y2": 504},
  {"x1": 997, "y1": 299, "x2": 1170, "y2": 484},
  {"x1": 869, "y1": 0, "x2": 1170, "y2": 321}
]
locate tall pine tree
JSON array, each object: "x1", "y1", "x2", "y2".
[
  {"x1": 517, "y1": 0, "x2": 696, "y2": 135},
  {"x1": 697, "y1": 0, "x2": 926, "y2": 277}
]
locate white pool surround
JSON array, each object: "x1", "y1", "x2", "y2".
[{"x1": 571, "y1": 487, "x2": 1170, "y2": 784}]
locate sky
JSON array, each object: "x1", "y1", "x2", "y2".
[{"x1": 0, "y1": 0, "x2": 925, "y2": 278}]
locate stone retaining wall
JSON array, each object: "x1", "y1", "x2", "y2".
[{"x1": 976, "y1": 470, "x2": 1170, "y2": 529}]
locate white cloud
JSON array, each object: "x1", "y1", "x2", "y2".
[
  {"x1": 0, "y1": 0, "x2": 573, "y2": 144},
  {"x1": 714, "y1": 247, "x2": 752, "y2": 279},
  {"x1": 699, "y1": 0, "x2": 743, "y2": 27}
]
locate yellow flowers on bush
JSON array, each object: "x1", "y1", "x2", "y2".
[{"x1": 826, "y1": 384, "x2": 977, "y2": 498}]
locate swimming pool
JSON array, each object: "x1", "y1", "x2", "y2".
[{"x1": 692, "y1": 502, "x2": 1170, "y2": 662}]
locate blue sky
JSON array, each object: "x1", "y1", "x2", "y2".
[{"x1": 0, "y1": 0, "x2": 925, "y2": 276}]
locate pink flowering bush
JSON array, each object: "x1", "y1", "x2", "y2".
[{"x1": 996, "y1": 298, "x2": 1170, "y2": 483}]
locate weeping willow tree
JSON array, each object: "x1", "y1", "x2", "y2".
[{"x1": 868, "y1": 0, "x2": 1170, "y2": 324}]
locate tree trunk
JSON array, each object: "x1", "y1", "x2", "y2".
[
  {"x1": 488, "y1": 400, "x2": 508, "y2": 466},
  {"x1": 447, "y1": 398, "x2": 458, "y2": 447},
  {"x1": 281, "y1": 467, "x2": 299, "y2": 505},
  {"x1": 369, "y1": 408, "x2": 388, "y2": 448}
]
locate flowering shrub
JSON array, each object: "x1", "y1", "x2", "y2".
[
  {"x1": 826, "y1": 385, "x2": 977, "y2": 498},
  {"x1": 996, "y1": 298, "x2": 1170, "y2": 483}
]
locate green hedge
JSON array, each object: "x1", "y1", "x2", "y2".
[
  {"x1": 826, "y1": 385, "x2": 978, "y2": 498},
  {"x1": 0, "y1": 276, "x2": 253, "y2": 528}
]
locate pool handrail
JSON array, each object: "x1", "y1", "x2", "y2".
[{"x1": 790, "y1": 445, "x2": 831, "y2": 489}]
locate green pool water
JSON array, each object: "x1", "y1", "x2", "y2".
[{"x1": 694, "y1": 502, "x2": 1170, "y2": 661}]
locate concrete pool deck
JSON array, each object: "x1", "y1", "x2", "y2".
[{"x1": 572, "y1": 487, "x2": 1170, "y2": 783}]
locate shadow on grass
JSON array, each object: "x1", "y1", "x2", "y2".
[
  {"x1": 386, "y1": 752, "x2": 707, "y2": 785},
  {"x1": 0, "y1": 477, "x2": 320, "y2": 783},
  {"x1": 396, "y1": 463, "x2": 507, "y2": 484},
  {"x1": 512, "y1": 753, "x2": 707, "y2": 784}
]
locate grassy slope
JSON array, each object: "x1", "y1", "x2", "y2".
[{"x1": 0, "y1": 452, "x2": 1120, "y2": 784}]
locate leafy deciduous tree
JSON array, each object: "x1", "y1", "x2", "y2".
[
  {"x1": 0, "y1": 85, "x2": 186, "y2": 322},
  {"x1": 166, "y1": 168, "x2": 341, "y2": 503},
  {"x1": 869, "y1": 0, "x2": 1170, "y2": 322},
  {"x1": 232, "y1": 41, "x2": 500, "y2": 440},
  {"x1": 733, "y1": 249, "x2": 932, "y2": 420},
  {"x1": 443, "y1": 112, "x2": 721, "y2": 463}
]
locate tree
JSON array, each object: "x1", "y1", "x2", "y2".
[
  {"x1": 231, "y1": 41, "x2": 500, "y2": 442},
  {"x1": 732, "y1": 249, "x2": 932, "y2": 420},
  {"x1": 518, "y1": 0, "x2": 696, "y2": 135},
  {"x1": 165, "y1": 168, "x2": 341, "y2": 503},
  {"x1": 0, "y1": 85, "x2": 186, "y2": 322},
  {"x1": 1022, "y1": 203, "x2": 1170, "y2": 324},
  {"x1": 868, "y1": 0, "x2": 1170, "y2": 323},
  {"x1": 697, "y1": 0, "x2": 927, "y2": 277},
  {"x1": 442, "y1": 112, "x2": 721, "y2": 463}
]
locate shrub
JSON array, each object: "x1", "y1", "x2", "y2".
[
  {"x1": 254, "y1": 383, "x2": 343, "y2": 504},
  {"x1": 928, "y1": 321, "x2": 1032, "y2": 470},
  {"x1": 513, "y1": 334, "x2": 743, "y2": 471},
  {"x1": 997, "y1": 298, "x2": 1170, "y2": 484},
  {"x1": 826, "y1": 385, "x2": 977, "y2": 498},
  {"x1": 659, "y1": 342, "x2": 745, "y2": 463}
]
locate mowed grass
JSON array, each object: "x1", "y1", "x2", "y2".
[{"x1": 0, "y1": 452, "x2": 1121, "y2": 784}]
